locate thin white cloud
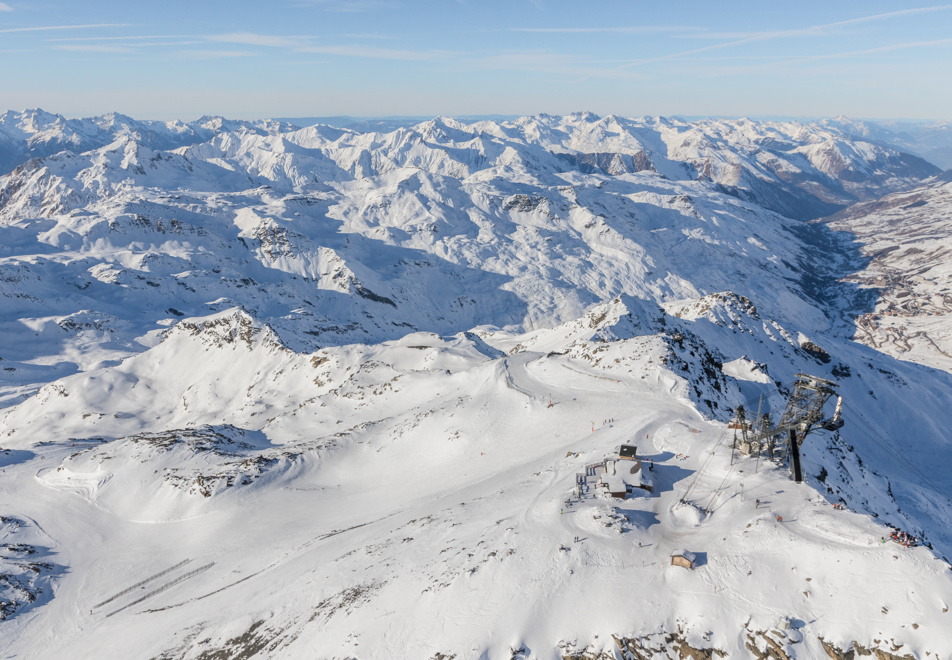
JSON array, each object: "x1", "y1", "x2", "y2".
[
  {"x1": 43, "y1": 34, "x2": 203, "y2": 49},
  {"x1": 46, "y1": 34, "x2": 194, "y2": 42},
  {"x1": 821, "y1": 4, "x2": 952, "y2": 28},
  {"x1": 0, "y1": 3, "x2": 13, "y2": 12},
  {"x1": 538, "y1": 8, "x2": 952, "y2": 42},
  {"x1": 771, "y1": 38, "x2": 952, "y2": 66},
  {"x1": 675, "y1": 55, "x2": 816, "y2": 61},
  {"x1": 645, "y1": 40, "x2": 952, "y2": 67},
  {"x1": 175, "y1": 49, "x2": 256, "y2": 60},
  {"x1": 677, "y1": 31, "x2": 804, "y2": 40},
  {"x1": 290, "y1": 0, "x2": 398, "y2": 12},
  {"x1": 474, "y1": 51, "x2": 643, "y2": 80},
  {"x1": 622, "y1": 4, "x2": 952, "y2": 68},
  {"x1": 0, "y1": 23, "x2": 126, "y2": 34},
  {"x1": 126, "y1": 41, "x2": 205, "y2": 48},
  {"x1": 207, "y1": 32, "x2": 311, "y2": 48},
  {"x1": 685, "y1": 38, "x2": 952, "y2": 79},
  {"x1": 54, "y1": 44, "x2": 133, "y2": 54},
  {"x1": 297, "y1": 44, "x2": 455, "y2": 60},
  {"x1": 510, "y1": 26, "x2": 698, "y2": 34},
  {"x1": 341, "y1": 32, "x2": 395, "y2": 40}
]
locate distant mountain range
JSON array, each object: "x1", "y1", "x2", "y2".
[
  {"x1": 2, "y1": 109, "x2": 943, "y2": 219},
  {"x1": 819, "y1": 115, "x2": 952, "y2": 169},
  {"x1": 0, "y1": 108, "x2": 296, "y2": 175}
]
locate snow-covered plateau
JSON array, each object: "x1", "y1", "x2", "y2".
[{"x1": 1, "y1": 110, "x2": 951, "y2": 659}]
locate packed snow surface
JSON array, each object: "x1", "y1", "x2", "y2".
[{"x1": 1, "y1": 112, "x2": 951, "y2": 658}]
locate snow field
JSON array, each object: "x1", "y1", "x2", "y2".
[{"x1": 2, "y1": 306, "x2": 949, "y2": 657}]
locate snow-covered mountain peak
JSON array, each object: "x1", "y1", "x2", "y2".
[
  {"x1": 668, "y1": 291, "x2": 761, "y2": 325},
  {"x1": 587, "y1": 294, "x2": 667, "y2": 339},
  {"x1": 568, "y1": 110, "x2": 601, "y2": 123},
  {"x1": 4, "y1": 108, "x2": 66, "y2": 134},
  {"x1": 166, "y1": 308, "x2": 287, "y2": 352}
]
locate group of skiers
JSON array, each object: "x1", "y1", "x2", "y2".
[{"x1": 886, "y1": 529, "x2": 918, "y2": 547}]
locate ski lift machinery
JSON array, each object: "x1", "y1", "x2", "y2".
[{"x1": 731, "y1": 374, "x2": 844, "y2": 483}]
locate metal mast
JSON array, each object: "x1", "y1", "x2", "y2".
[{"x1": 734, "y1": 374, "x2": 844, "y2": 482}]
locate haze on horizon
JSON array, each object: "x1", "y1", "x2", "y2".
[{"x1": 2, "y1": 0, "x2": 951, "y2": 122}]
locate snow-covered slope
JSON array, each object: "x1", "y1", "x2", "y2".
[
  {"x1": 1, "y1": 112, "x2": 952, "y2": 659},
  {"x1": 2, "y1": 297, "x2": 952, "y2": 658}
]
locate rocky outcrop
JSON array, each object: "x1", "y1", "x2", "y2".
[
  {"x1": 820, "y1": 639, "x2": 917, "y2": 660},
  {"x1": 613, "y1": 632, "x2": 726, "y2": 659}
]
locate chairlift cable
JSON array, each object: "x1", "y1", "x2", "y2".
[
  {"x1": 841, "y1": 400, "x2": 951, "y2": 504},
  {"x1": 680, "y1": 425, "x2": 729, "y2": 504}
]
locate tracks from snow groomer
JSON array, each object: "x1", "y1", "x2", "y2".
[{"x1": 91, "y1": 558, "x2": 215, "y2": 617}]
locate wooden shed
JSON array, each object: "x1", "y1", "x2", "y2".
[
  {"x1": 670, "y1": 549, "x2": 696, "y2": 569},
  {"x1": 619, "y1": 444, "x2": 638, "y2": 460}
]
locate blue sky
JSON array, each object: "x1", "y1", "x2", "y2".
[{"x1": 2, "y1": 1, "x2": 951, "y2": 120}]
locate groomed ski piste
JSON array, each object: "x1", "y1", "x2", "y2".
[{"x1": 2, "y1": 296, "x2": 952, "y2": 659}]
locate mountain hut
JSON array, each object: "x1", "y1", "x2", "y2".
[
  {"x1": 597, "y1": 458, "x2": 653, "y2": 498},
  {"x1": 670, "y1": 549, "x2": 696, "y2": 570}
]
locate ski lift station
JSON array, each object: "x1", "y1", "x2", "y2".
[
  {"x1": 596, "y1": 445, "x2": 653, "y2": 498},
  {"x1": 728, "y1": 373, "x2": 844, "y2": 482}
]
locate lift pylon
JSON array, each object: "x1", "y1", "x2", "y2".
[{"x1": 731, "y1": 374, "x2": 844, "y2": 482}]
